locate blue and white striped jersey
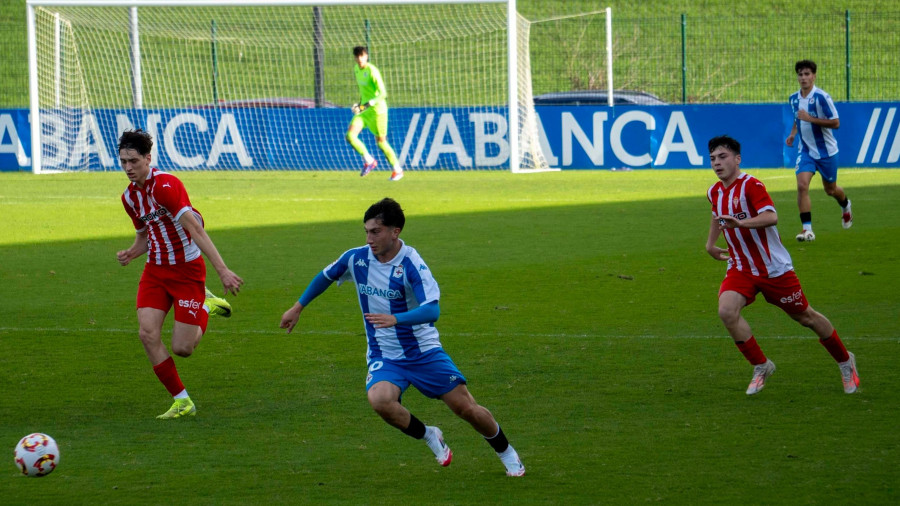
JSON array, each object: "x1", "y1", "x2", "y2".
[
  {"x1": 790, "y1": 85, "x2": 839, "y2": 159},
  {"x1": 322, "y1": 241, "x2": 442, "y2": 361}
]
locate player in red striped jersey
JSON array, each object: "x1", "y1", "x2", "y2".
[
  {"x1": 116, "y1": 129, "x2": 243, "y2": 418},
  {"x1": 704, "y1": 135, "x2": 858, "y2": 395}
]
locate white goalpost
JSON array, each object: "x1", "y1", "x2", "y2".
[{"x1": 26, "y1": 0, "x2": 550, "y2": 173}]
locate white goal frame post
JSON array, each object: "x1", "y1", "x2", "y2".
[{"x1": 25, "y1": 0, "x2": 566, "y2": 173}]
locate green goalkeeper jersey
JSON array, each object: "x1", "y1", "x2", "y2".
[{"x1": 354, "y1": 63, "x2": 389, "y2": 114}]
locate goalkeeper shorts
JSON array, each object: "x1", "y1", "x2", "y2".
[{"x1": 351, "y1": 107, "x2": 389, "y2": 138}]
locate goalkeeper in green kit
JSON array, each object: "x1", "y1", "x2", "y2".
[{"x1": 348, "y1": 46, "x2": 404, "y2": 181}]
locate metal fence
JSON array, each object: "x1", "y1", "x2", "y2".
[
  {"x1": 530, "y1": 10, "x2": 900, "y2": 104},
  {"x1": 1, "y1": 9, "x2": 898, "y2": 107}
]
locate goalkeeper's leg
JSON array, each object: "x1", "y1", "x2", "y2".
[
  {"x1": 346, "y1": 121, "x2": 374, "y2": 163},
  {"x1": 376, "y1": 138, "x2": 399, "y2": 168},
  {"x1": 373, "y1": 113, "x2": 403, "y2": 181}
]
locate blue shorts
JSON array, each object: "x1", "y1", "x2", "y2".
[
  {"x1": 795, "y1": 151, "x2": 839, "y2": 183},
  {"x1": 366, "y1": 348, "x2": 467, "y2": 399}
]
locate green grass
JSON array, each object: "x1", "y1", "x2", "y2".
[{"x1": 2, "y1": 169, "x2": 899, "y2": 504}]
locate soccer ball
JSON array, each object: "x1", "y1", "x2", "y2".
[{"x1": 14, "y1": 433, "x2": 60, "y2": 477}]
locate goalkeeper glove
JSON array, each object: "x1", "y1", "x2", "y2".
[{"x1": 352, "y1": 103, "x2": 367, "y2": 115}]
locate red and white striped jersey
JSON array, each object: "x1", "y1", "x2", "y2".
[
  {"x1": 707, "y1": 172, "x2": 793, "y2": 278},
  {"x1": 121, "y1": 168, "x2": 203, "y2": 266}
]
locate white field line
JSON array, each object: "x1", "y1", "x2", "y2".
[
  {"x1": 763, "y1": 168, "x2": 882, "y2": 180},
  {"x1": 0, "y1": 326, "x2": 896, "y2": 341}
]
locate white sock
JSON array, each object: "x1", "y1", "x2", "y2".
[
  {"x1": 174, "y1": 390, "x2": 189, "y2": 400},
  {"x1": 364, "y1": 154, "x2": 374, "y2": 164},
  {"x1": 802, "y1": 224, "x2": 813, "y2": 232},
  {"x1": 498, "y1": 445, "x2": 516, "y2": 459}
]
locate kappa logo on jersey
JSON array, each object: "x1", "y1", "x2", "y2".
[
  {"x1": 393, "y1": 265, "x2": 404, "y2": 278},
  {"x1": 162, "y1": 183, "x2": 171, "y2": 188},
  {"x1": 140, "y1": 208, "x2": 168, "y2": 222},
  {"x1": 355, "y1": 259, "x2": 367, "y2": 267}
]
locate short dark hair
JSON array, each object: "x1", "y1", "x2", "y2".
[
  {"x1": 708, "y1": 135, "x2": 741, "y2": 155},
  {"x1": 795, "y1": 59, "x2": 817, "y2": 74},
  {"x1": 353, "y1": 46, "x2": 368, "y2": 57},
  {"x1": 118, "y1": 129, "x2": 153, "y2": 155},
  {"x1": 364, "y1": 198, "x2": 405, "y2": 230}
]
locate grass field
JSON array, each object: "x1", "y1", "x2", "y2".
[{"x1": 1, "y1": 169, "x2": 899, "y2": 504}]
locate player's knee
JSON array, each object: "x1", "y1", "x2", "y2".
[
  {"x1": 368, "y1": 397, "x2": 395, "y2": 418},
  {"x1": 171, "y1": 343, "x2": 194, "y2": 358},
  {"x1": 451, "y1": 399, "x2": 482, "y2": 421},
  {"x1": 367, "y1": 391, "x2": 391, "y2": 413},
  {"x1": 717, "y1": 305, "x2": 740, "y2": 325},
  {"x1": 790, "y1": 308, "x2": 816, "y2": 328},
  {"x1": 138, "y1": 327, "x2": 161, "y2": 347}
]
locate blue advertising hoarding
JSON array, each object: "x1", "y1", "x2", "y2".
[{"x1": 2, "y1": 103, "x2": 899, "y2": 171}]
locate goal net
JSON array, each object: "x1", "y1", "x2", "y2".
[{"x1": 27, "y1": 0, "x2": 548, "y2": 173}]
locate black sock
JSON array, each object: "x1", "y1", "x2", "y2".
[
  {"x1": 800, "y1": 211, "x2": 812, "y2": 224},
  {"x1": 401, "y1": 414, "x2": 427, "y2": 440},
  {"x1": 485, "y1": 425, "x2": 510, "y2": 453},
  {"x1": 839, "y1": 197, "x2": 849, "y2": 208}
]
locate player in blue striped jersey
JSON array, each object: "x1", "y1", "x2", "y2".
[
  {"x1": 280, "y1": 198, "x2": 525, "y2": 476},
  {"x1": 785, "y1": 60, "x2": 853, "y2": 242}
]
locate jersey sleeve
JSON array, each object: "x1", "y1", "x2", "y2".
[
  {"x1": 404, "y1": 253, "x2": 440, "y2": 306},
  {"x1": 821, "y1": 92, "x2": 839, "y2": 119},
  {"x1": 121, "y1": 193, "x2": 146, "y2": 232},
  {"x1": 745, "y1": 178, "x2": 775, "y2": 214},
  {"x1": 153, "y1": 174, "x2": 193, "y2": 221},
  {"x1": 707, "y1": 184, "x2": 718, "y2": 215},
  {"x1": 368, "y1": 64, "x2": 387, "y2": 106},
  {"x1": 323, "y1": 248, "x2": 356, "y2": 286}
]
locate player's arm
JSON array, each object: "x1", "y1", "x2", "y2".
[
  {"x1": 117, "y1": 229, "x2": 149, "y2": 266},
  {"x1": 365, "y1": 65, "x2": 387, "y2": 109},
  {"x1": 179, "y1": 211, "x2": 243, "y2": 295},
  {"x1": 706, "y1": 215, "x2": 729, "y2": 261},
  {"x1": 797, "y1": 110, "x2": 839, "y2": 129},
  {"x1": 717, "y1": 209, "x2": 777, "y2": 230},
  {"x1": 365, "y1": 301, "x2": 440, "y2": 329},
  {"x1": 280, "y1": 272, "x2": 335, "y2": 333},
  {"x1": 786, "y1": 121, "x2": 798, "y2": 147}
]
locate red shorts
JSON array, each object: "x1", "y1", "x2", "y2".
[
  {"x1": 137, "y1": 257, "x2": 208, "y2": 328},
  {"x1": 719, "y1": 268, "x2": 809, "y2": 315}
]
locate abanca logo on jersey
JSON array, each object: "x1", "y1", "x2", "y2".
[{"x1": 358, "y1": 283, "x2": 403, "y2": 299}]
